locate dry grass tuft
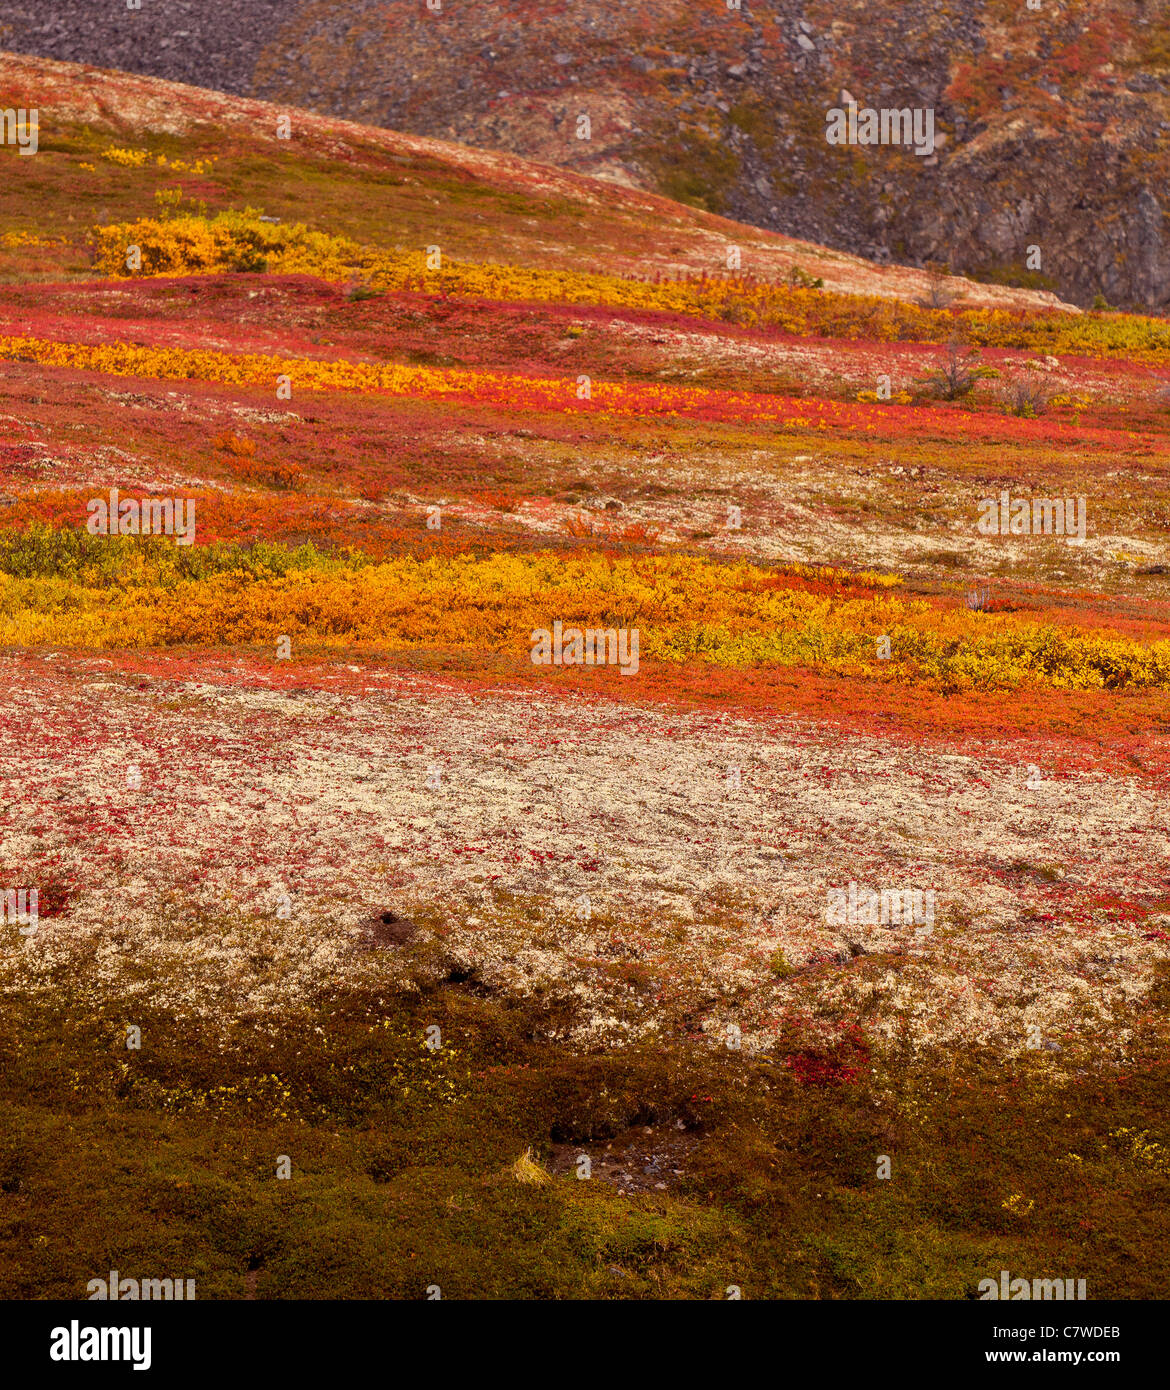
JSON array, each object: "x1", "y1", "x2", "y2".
[{"x1": 510, "y1": 1147, "x2": 552, "y2": 1185}]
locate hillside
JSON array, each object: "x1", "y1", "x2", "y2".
[
  {"x1": 0, "y1": 49, "x2": 1076, "y2": 314},
  {"x1": 0, "y1": 53, "x2": 1167, "y2": 1304},
  {"x1": 3, "y1": 1, "x2": 1170, "y2": 311}
]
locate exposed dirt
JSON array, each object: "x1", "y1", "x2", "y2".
[{"x1": 549, "y1": 1122, "x2": 700, "y2": 1193}]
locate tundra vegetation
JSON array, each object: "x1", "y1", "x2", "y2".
[{"x1": 0, "y1": 58, "x2": 1167, "y2": 1301}]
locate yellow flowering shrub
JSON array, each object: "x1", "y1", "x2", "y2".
[
  {"x1": 100, "y1": 148, "x2": 215, "y2": 175},
  {"x1": 0, "y1": 231, "x2": 59, "y2": 249},
  {"x1": 84, "y1": 211, "x2": 1170, "y2": 360},
  {"x1": 0, "y1": 332, "x2": 892, "y2": 432},
  {"x1": 1, "y1": 544, "x2": 1166, "y2": 691},
  {"x1": 102, "y1": 147, "x2": 151, "y2": 167},
  {"x1": 856, "y1": 389, "x2": 914, "y2": 404},
  {"x1": 1111, "y1": 1128, "x2": 1170, "y2": 1174}
]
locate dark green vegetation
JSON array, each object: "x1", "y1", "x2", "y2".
[
  {"x1": 2, "y1": 963, "x2": 1167, "y2": 1299},
  {"x1": 0, "y1": 525, "x2": 366, "y2": 582}
]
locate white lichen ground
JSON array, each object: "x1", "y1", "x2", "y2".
[{"x1": 2, "y1": 654, "x2": 1166, "y2": 1066}]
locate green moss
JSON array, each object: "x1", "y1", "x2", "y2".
[
  {"x1": 727, "y1": 98, "x2": 779, "y2": 153},
  {"x1": 0, "y1": 964, "x2": 1166, "y2": 1299},
  {"x1": 1135, "y1": 22, "x2": 1170, "y2": 69},
  {"x1": 768, "y1": 948, "x2": 793, "y2": 978},
  {"x1": 641, "y1": 125, "x2": 740, "y2": 214},
  {"x1": 970, "y1": 261, "x2": 1060, "y2": 294},
  {"x1": 0, "y1": 524, "x2": 368, "y2": 584}
]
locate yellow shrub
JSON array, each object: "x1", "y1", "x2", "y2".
[{"x1": 1, "y1": 550, "x2": 1166, "y2": 691}]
